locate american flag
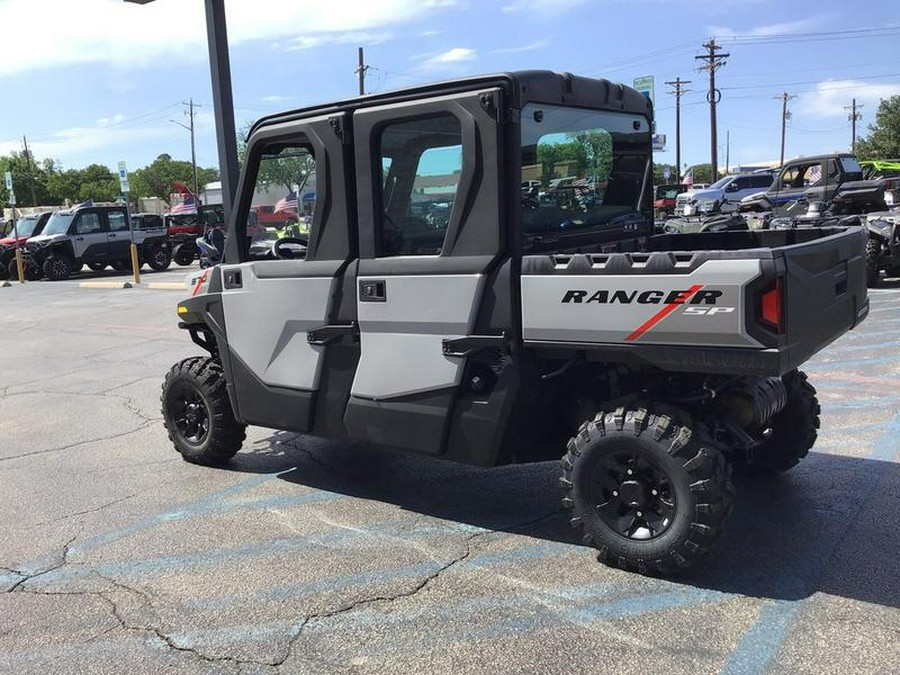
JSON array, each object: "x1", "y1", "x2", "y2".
[
  {"x1": 72, "y1": 198, "x2": 93, "y2": 210},
  {"x1": 171, "y1": 195, "x2": 197, "y2": 215},
  {"x1": 806, "y1": 164, "x2": 822, "y2": 184},
  {"x1": 682, "y1": 166, "x2": 694, "y2": 187},
  {"x1": 273, "y1": 191, "x2": 299, "y2": 214}
]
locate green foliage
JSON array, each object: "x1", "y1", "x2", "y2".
[
  {"x1": 237, "y1": 121, "x2": 314, "y2": 193},
  {"x1": 129, "y1": 154, "x2": 219, "y2": 205},
  {"x1": 535, "y1": 131, "x2": 613, "y2": 184},
  {"x1": 653, "y1": 163, "x2": 679, "y2": 186},
  {"x1": 0, "y1": 150, "x2": 219, "y2": 208},
  {"x1": 688, "y1": 163, "x2": 714, "y2": 185},
  {"x1": 856, "y1": 95, "x2": 900, "y2": 160}
]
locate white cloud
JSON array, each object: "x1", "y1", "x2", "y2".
[
  {"x1": 503, "y1": 0, "x2": 588, "y2": 14},
  {"x1": 420, "y1": 48, "x2": 477, "y2": 68},
  {"x1": 490, "y1": 39, "x2": 550, "y2": 55},
  {"x1": 260, "y1": 96, "x2": 289, "y2": 104},
  {"x1": 796, "y1": 79, "x2": 900, "y2": 119},
  {"x1": 284, "y1": 31, "x2": 392, "y2": 52},
  {"x1": 708, "y1": 15, "x2": 834, "y2": 39},
  {"x1": 0, "y1": 0, "x2": 461, "y2": 77}
]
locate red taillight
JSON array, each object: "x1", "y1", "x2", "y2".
[{"x1": 760, "y1": 278, "x2": 784, "y2": 333}]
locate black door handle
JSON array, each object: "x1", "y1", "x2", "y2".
[
  {"x1": 109, "y1": 233, "x2": 117, "y2": 238},
  {"x1": 223, "y1": 270, "x2": 242, "y2": 289},
  {"x1": 75, "y1": 237, "x2": 84, "y2": 241},
  {"x1": 359, "y1": 279, "x2": 386, "y2": 302}
]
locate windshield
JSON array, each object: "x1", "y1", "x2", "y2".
[
  {"x1": 655, "y1": 185, "x2": 682, "y2": 199},
  {"x1": 707, "y1": 176, "x2": 732, "y2": 190},
  {"x1": 42, "y1": 212, "x2": 75, "y2": 236},
  {"x1": 520, "y1": 104, "x2": 651, "y2": 243},
  {"x1": 10, "y1": 217, "x2": 39, "y2": 238}
]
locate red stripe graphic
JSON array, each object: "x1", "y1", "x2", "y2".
[{"x1": 624, "y1": 284, "x2": 704, "y2": 342}]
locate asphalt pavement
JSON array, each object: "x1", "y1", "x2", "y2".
[{"x1": 1, "y1": 267, "x2": 898, "y2": 675}]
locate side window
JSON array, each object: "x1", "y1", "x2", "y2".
[
  {"x1": 781, "y1": 163, "x2": 820, "y2": 189},
  {"x1": 753, "y1": 174, "x2": 774, "y2": 189},
  {"x1": 243, "y1": 143, "x2": 316, "y2": 258},
  {"x1": 108, "y1": 211, "x2": 129, "y2": 232},
  {"x1": 377, "y1": 114, "x2": 463, "y2": 256},
  {"x1": 75, "y1": 212, "x2": 102, "y2": 235}
]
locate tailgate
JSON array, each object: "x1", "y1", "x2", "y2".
[{"x1": 773, "y1": 225, "x2": 868, "y2": 367}]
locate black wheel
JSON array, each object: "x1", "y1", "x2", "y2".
[
  {"x1": 561, "y1": 406, "x2": 732, "y2": 575},
  {"x1": 161, "y1": 357, "x2": 246, "y2": 466},
  {"x1": 172, "y1": 242, "x2": 196, "y2": 266},
  {"x1": 42, "y1": 254, "x2": 73, "y2": 281},
  {"x1": 0, "y1": 259, "x2": 8, "y2": 281},
  {"x1": 9, "y1": 257, "x2": 42, "y2": 281},
  {"x1": 87, "y1": 262, "x2": 107, "y2": 272},
  {"x1": 145, "y1": 245, "x2": 172, "y2": 272},
  {"x1": 866, "y1": 238, "x2": 881, "y2": 287},
  {"x1": 735, "y1": 370, "x2": 820, "y2": 476},
  {"x1": 110, "y1": 260, "x2": 129, "y2": 271}
]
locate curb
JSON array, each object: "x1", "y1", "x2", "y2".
[
  {"x1": 79, "y1": 281, "x2": 133, "y2": 289},
  {"x1": 147, "y1": 282, "x2": 187, "y2": 290}
]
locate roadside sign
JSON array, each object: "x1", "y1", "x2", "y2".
[
  {"x1": 652, "y1": 133, "x2": 667, "y2": 152},
  {"x1": 633, "y1": 75, "x2": 655, "y2": 105},
  {"x1": 4, "y1": 171, "x2": 12, "y2": 192},
  {"x1": 663, "y1": 166, "x2": 671, "y2": 180},
  {"x1": 117, "y1": 160, "x2": 130, "y2": 194}
]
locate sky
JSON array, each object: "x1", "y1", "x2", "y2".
[{"x1": 0, "y1": 0, "x2": 898, "y2": 180}]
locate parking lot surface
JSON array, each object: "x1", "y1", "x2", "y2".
[{"x1": 1, "y1": 274, "x2": 898, "y2": 675}]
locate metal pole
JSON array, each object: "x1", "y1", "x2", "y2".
[
  {"x1": 851, "y1": 98, "x2": 857, "y2": 153},
  {"x1": 665, "y1": 77, "x2": 690, "y2": 183},
  {"x1": 23, "y1": 135, "x2": 37, "y2": 207},
  {"x1": 189, "y1": 99, "x2": 200, "y2": 201},
  {"x1": 696, "y1": 39, "x2": 728, "y2": 180},
  {"x1": 357, "y1": 47, "x2": 367, "y2": 96},
  {"x1": 726, "y1": 130, "x2": 730, "y2": 174},
  {"x1": 126, "y1": 190, "x2": 141, "y2": 285},
  {"x1": 204, "y1": 0, "x2": 239, "y2": 227},
  {"x1": 780, "y1": 93, "x2": 787, "y2": 168}
]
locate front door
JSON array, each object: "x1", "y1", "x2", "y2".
[
  {"x1": 772, "y1": 159, "x2": 827, "y2": 211},
  {"x1": 219, "y1": 113, "x2": 357, "y2": 433},
  {"x1": 71, "y1": 209, "x2": 108, "y2": 262},
  {"x1": 344, "y1": 89, "x2": 504, "y2": 455}
]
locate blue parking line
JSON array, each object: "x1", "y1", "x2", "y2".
[{"x1": 718, "y1": 413, "x2": 900, "y2": 674}]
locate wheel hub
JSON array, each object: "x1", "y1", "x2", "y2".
[{"x1": 591, "y1": 452, "x2": 676, "y2": 541}]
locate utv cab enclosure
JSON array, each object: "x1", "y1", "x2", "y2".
[{"x1": 163, "y1": 71, "x2": 868, "y2": 575}]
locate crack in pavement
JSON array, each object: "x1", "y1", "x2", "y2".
[
  {"x1": 5, "y1": 530, "x2": 81, "y2": 593},
  {"x1": 0, "y1": 420, "x2": 154, "y2": 463},
  {"x1": 21, "y1": 494, "x2": 138, "y2": 530}
]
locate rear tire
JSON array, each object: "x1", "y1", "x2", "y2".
[
  {"x1": 8, "y1": 258, "x2": 42, "y2": 280},
  {"x1": 145, "y1": 245, "x2": 172, "y2": 272},
  {"x1": 161, "y1": 357, "x2": 246, "y2": 466},
  {"x1": 87, "y1": 262, "x2": 106, "y2": 272},
  {"x1": 172, "y1": 242, "x2": 196, "y2": 266},
  {"x1": 561, "y1": 406, "x2": 733, "y2": 575},
  {"x1": 110, "y1": 260, "x2": 129, "y2": 271},
  {"x1": 734, "y1": 370, "x2": 820, "y2": 476},
  {"x1": 43, "y1": 254, "x2": 73, "y2": 281},
  {"x1": 866, "y1": 238, "x2": 881, "y2": 287}
]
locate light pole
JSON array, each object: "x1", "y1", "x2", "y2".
[
  {"x1": 124, "y1": 0, "x2": 238, "y2": 223},
  {"x1": 170, "y1": 98, "x2": 200, "y2": 200}
]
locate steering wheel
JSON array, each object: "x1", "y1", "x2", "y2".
[{"x1": 272, "y1": 236, "x2": 308, "y2": 260}]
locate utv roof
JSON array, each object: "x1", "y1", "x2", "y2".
[
  {"x1": 786, "y1": 152, "x2": 859, "y2": 163},
  {"x1": 249, "y1": 70, "x2": 653, "y2": 137}
]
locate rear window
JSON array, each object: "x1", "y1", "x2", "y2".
[{"x1": 839, "y1": 156, "x2": 863, "y2": 175}]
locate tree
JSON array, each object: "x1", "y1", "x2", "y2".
[
  {"x1": 76, "y1": 164, "x2": 120, "y2": 202},
  {"x1": 653, "y1": 163, "x2": 678, "y2": 186},
  {"x1": 856, "y1": 95, "x2": 900, "y2": 160},
  {"x1": 686, "y1": 163, "x2": 714, "y2": 185},
  {"x1": 0, "y1": 150, "x2": 53, "y2": 207},
  {"x1": 129, "y1": 154, "x2": 219, "y2": 205},
  {"x1": 237, "y1": 121, "x2": 314, "y2": 195}
]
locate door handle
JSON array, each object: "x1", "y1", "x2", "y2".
[
  {"x1": 109, "y1": 233, "x2": 117, "y2": 238},
  {"x1": 359, "y1": 279, "x2": 386, "y2": 302},
  {"x1": 75, "y1": 237, "x2": 84, "y2": 241}
]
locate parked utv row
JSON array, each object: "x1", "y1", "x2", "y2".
[{"x1": 0, "y1": 202, "x2": 227, "y2": 281}]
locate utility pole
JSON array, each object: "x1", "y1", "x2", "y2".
[
  {"x1": 664, "y1": 77, "x2": 691, "y2": 181},
  {"x1": 845, "y1": 98, "x2": 863, "y2": 153},
  {"x1": 171, "y1": 99, "x2": 201, "y2": 201},
  {"x1": 725, "y1": 130, "x2": 730, "y2": 174},
  {"x1": 776, "y1": 91, "x2": 796, "y2": 168},
  {"x1": 695, "y1": 38, "x2": 729, "y2": 179},
  {"x1": 21, "y1": 135, "x2": 36, "y2": 207},
  {"x1": 356, "y1": 47, "x2": 369, "y2": 96}
]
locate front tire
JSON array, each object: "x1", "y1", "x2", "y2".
[
  {"x1": 43, "y1": 254, "x2": 73, "y2": 281},
  {"x1": 866, "y1": 238, "x2": 881, "y2": 287},
  {"x1": 87, "y1": 262, "x2": 107, "y2": 272},
  {"x1": 172, "y1": 242, "x2": 196, "y2": 266},
  {"x1": 735, "y1": 370, "x2": 820, "y2": 476},
  {"x1": 161, "y1": 357, "x2": 246, "y2": 466},
  {"x1": 561, "y1": 406, "x2": 732, "y2": 575}
]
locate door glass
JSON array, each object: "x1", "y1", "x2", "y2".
[
  {"x1": 781, "y1": 162, "x2": 821, "y2": 189},
  {"x1": 520, "y1": 104, "x2": 649, "y2": 241},
  {"x1": 244, "y1": 144, "x2": 316, "y2": 258},
  {"x1": 75, "y1": 212, "x2": 102, "y2": 235},
  {"x1": 108, "y1": 211, "x2": 129, "y2": 232},
  {"x1": 377, "y1": 114, "x2": 463, "y2": 256}
]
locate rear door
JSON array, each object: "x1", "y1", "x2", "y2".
[
  {"x1": 105, "y1": 209, "x2": 132, "y2": 261},
  {"x1": 71, "y1": 209, "x2": 108, "y2": 262},
  {"x1": 218, "y1": 113, "x2": 357, "y2": 433},
  {"x1": 344, "y1": 89, "x2": 504, "y2": 455}
]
